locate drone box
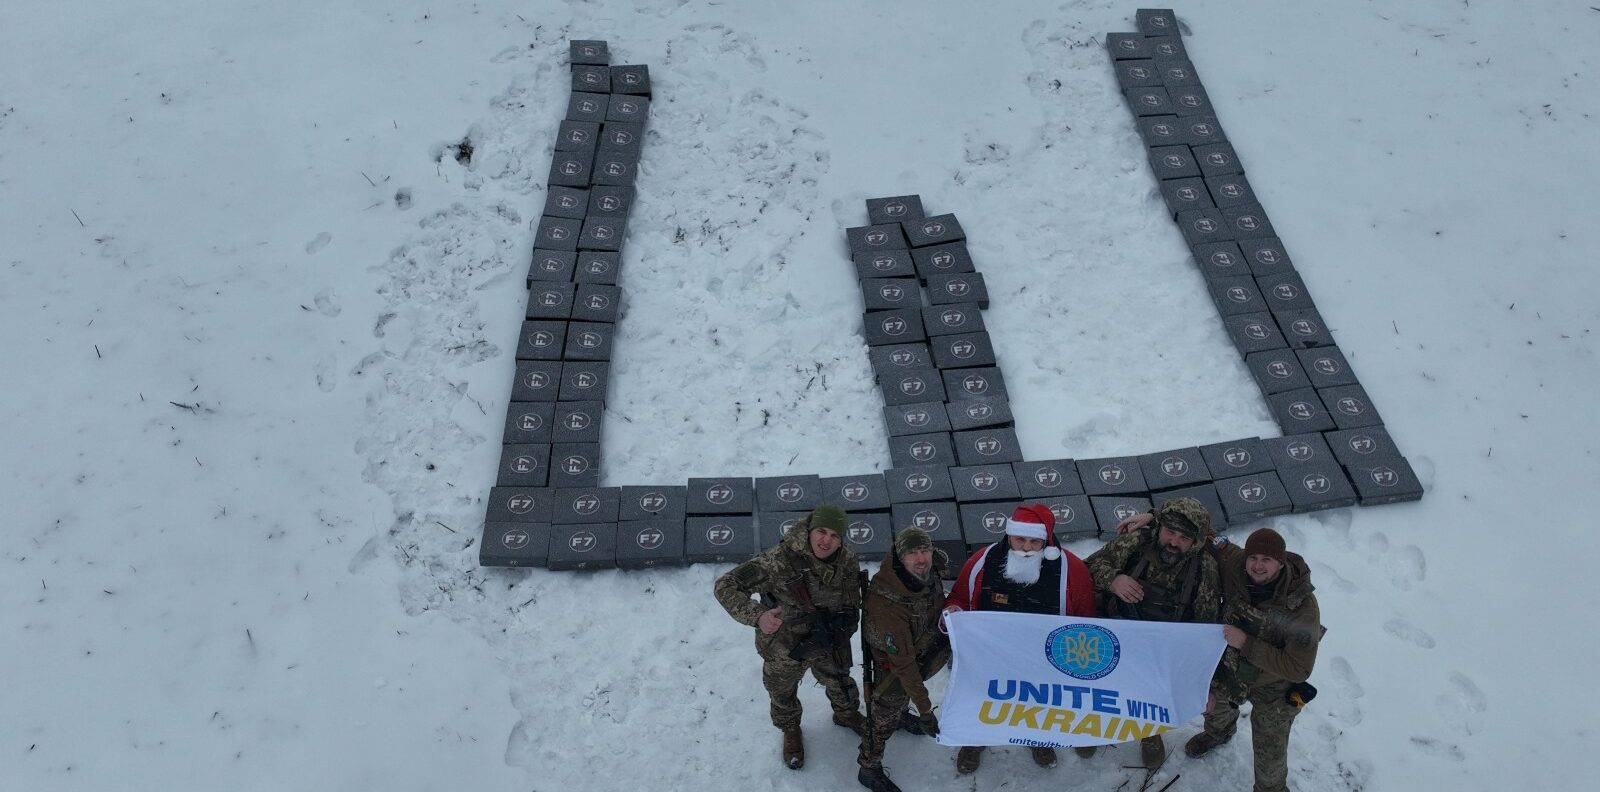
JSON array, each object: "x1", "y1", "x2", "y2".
[
  {"x1": 1298, "y1": 346, "x2": 1359, "y2": 389},
  {"x1": 1210, "y1": 275, "x2": 1267, "y2": 316},
  {"x1": 884, "y1": 401, "x2": 952, "y2": 438},
  {"x1": 1148, "y1": 145, "x2": 1200, "y2": 180},
  {"x1": 1240, "y1": 237, "x2": 1295, "y2": 277},
  {"x1": 684, "y1": 515, "x2": 757, "y2": 564},
  {"x1": 1106, "y1": 33, "x2": 1153, "y2": 60},
  {"x1": 890, "y1": 502, "x2": 965, "y2": 558},
  {"x1": 945, "y1": 396, "x2": 1014, "y2": 432},
  {"x1": 1155, "y1": 58, "x2": 1200, "y2": 88},
  {"x1": 571, "y1": 284, "x2": 621, "y2": 324},
  {"x1": 535, "y1": 216, "x2": 583, "y2": 252},
  {"x1": 1137, "y1": 446, "x2": 1213, "y2": 491},
  {"x1": 619, "y1": 485, "x2": 689, "y2": 522},
  {"x1": 559, "y1": 361, "x2": 610, "y2": 402},
  {"x1": 943, "y1": 366, "x2": 1008, "y2": 402},
  {"x1": 1267, "y1": 387, "x2": 1336, "y2": 435},
  {"x1": 571, "y1": 65, "x2": 611, "y2": 93},
  {"x1": 1222, "y1": 203, "x2": 1276, "y2": 241},
  {"x1": 1214, "y1": 471, "x2": 1294, "y2": 523},
  {"x1": 1205, "y1": 174, "x2": 1257, "y2": 209},
  {"x1": 903, "y1": 214, "x2": 966, "y2": 248},
  {"x1": 569, "y1": 40, "x2": 610, "y2": 66},
  {"x1": 610, "y1": 65, "x2": 651, "y2": 97},
  {"x1": 1013, "y1": 459, "x2": 1084, "y2": 498},
  {"x1": 1264, "y1": 432, "x2": 1336, "y2": 468},
  {"x1": 479, "y1": 522, "x2": 551, "y2": 568},
  {"x1": 553, "y1": 401, "x2": 604, "y2": 444},
  {"x1": 880, "y1": 367, "x2": 947, "y2": 407},
  {"x1": 1276, "y1": 461, "x2": 1359, "y2": 513},
  {"x1": 527, "y1": 250, "x2": 577, "y2": 286},
  {"x1": 548, "y1": 149, "x2": 595, "y2": 187},
  {"x1": 950, "y1": 464, "x2": 1023, "y2": 503},
  {"x1": 497, "y1": 443, "x2": 551, "y2": 487},
  {"x1": 867, "y1": 194, "x2": 926, "y2": 225},
  {"x1": 589, "y1": 151, "x2": 639, "y2": 187},
  {"x1": 820, "y1": 473, "x2": 893, "y2": 512},
  {"x1": 922, "y1": 303, "x2": 986, "y2": 337},
  {"x1": 1192, "y1": 142, "x2": 1243, "y2": 177},
  {"x1": 1162, "y1": 177, "x2": 1214, "y2": 217},
  {"x1": 562, "y1": 321, "x2": 614, "y2": 361},
  {"x1": 1198, "y1": 437, "x2": 1276, "y2": 478},
  {"x1": 551, "y1": 486, "x2": 621, "y2": 525},
  {"x1": 1115, "y1": 59, "x2": 1164, "y2": 89},
  {"x1": 549, "y1": 442, "x2": 602, "y2": 489},
  {"x1": 1077, "y1": 456, "x2": 1150, "y2": 497},
  {"x1": 1138, "y1": 115, "x2": 1188, "y2": 148},
  {"x1": 511, "y1": 360, "x2": 563, "y2": 402},
  {"x1": 1047, "y1": 494, "x2": 1100, "y2": 540},
  {"x1": 687, "y1": 477, "x2": 756, "y2": 515},
  {"x1": 884, "y1": 465, "x2": 956, "y2": 504},
  {"x1": 1191, "y1": 241, "x2": 1247, "y2": 279},
  {"x1": 930, "y1": 332, "x2": 997, "y2": 370},
  {"x1": 1325, "y1": 426, "x2": 1403, "y2": 468},
  {"x1": 869, "y1": 342, "x2": 933, "y2": 377},
  {"x1": 754, "y1": 474, "x2": 825, "y2": 513},
  {"x1": 485, "y1": 486, "x2": 553, "y2": 523},
  {"x1": 1246, "y1": 348, "x2": 1312, "y2": 395},
  {"x1": 1180, "y1": 115, "x2": 1227, "y2": 148},
  {"x1": 861, "y1": 277, "x2": 920, "y2": 313},
  {"x1": 614, "y1": 519, "x2": 686, "y2": 569},
  {"x1": 1175, "y1": 208, "x2": 1233, "y2": 247},
  {"x1": 1125, "y1": 85, "x2": 1174, "y2": 116},
  {"x1": 547, "y1": 524, "x2": 618, "y2": 571},
  {"x1": 842, "y1": 512, "x2": 894, "y2": 557},
  {"x1": 889, "y1": 431, "x2": 957, "y2": 469},
  {"x1": 959, "y1": 501, "x2": 1017, "y2": 545},
  {"x1": 911, "y1": 242, "x2": 978, "y2": 282},
  {"x1": 544, "y1": 184, "x2": 590, "y2": 218},
  {"x1": 1152, "y1": 483, "x2": 1227, "y2": 528},
  {"x1": 526, "y1": 282, "x2": 577, "y2": 320},
  {"x1": 953, "y1": 427, "x2": 1024, "y2": 467},
  {"x1": 1258, "y1": 272, "x2": 1317, "y2": 312},
  {"x1": 578, "y1": 216, "x2": 628, "y2": 252},
  {"x1": 1345, "y1": 457, "x2": 1424, "y2": 505},
  {"x1": 1275, "y1": 308, "x2": 1335, "y2": 350},
  {"x1": 1168, "y1": 85, "x2": 1214, "y2": 117},
  {"x1": 516, "y1": 319, "x2": 568, "y2": 361},
  {"x1": 573, "y1": 251, "x2": 622, "y2": 285},
  {"x1": 854, "y1": 250, "x2": 918, "y2": 280},
  {"x1": 1319, "y1": 384, "x2": 1384, "y2": 430},
  {"x1": 863, "y1": 308, "x2": 927, "y2": 347},
  {"x1": 926, "y1": 273, "x2": 989, "y2": 309},
  {"x1": 1136, "y1": 9, "x2": 1180, "y2": 36},
  {"x1": 604, "y1": 94, "x2": 651, "y2": 125},
  {"x1": 1092, "y1": 495, "x2": 1154, "y2": 536},
  {"x1": 1223, "y1": 312, "x2": 1288, "y2": 358},
  {"x1": 565, "y1": 92, "x2": 609, "y2": 124},
  {"x1": 587, "y1": 185, "x2": 636, "y2": 218},
  {"x1": 757, "y1": 511, "x2": 809, "y2": 549},
  {"x1": 504, "y1": 402, "x2": 555, "y2": 444},
  {"x1": 847, "y1": 223, "x2": 910, "y2": 255}
]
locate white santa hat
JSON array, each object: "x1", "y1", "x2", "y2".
[{"x1": 1005, "y1": 504, "x2": 1061, "y2": 560}]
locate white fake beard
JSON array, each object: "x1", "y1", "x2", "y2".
[{"x1": 1003, "y1": 549, "x2": 1044, "y2": 585}]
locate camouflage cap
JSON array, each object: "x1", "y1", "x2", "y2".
[
  {"x1": 894, "y1": 527, "x2": 933, "y2": 557},
  {"x1": 810, "y1": 504, "x2": 848, "y2": 533},
  {"x1": 1154, "y1": 497, "x2": 1213, "y2": 540}
]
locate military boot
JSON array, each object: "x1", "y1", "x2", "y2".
[
  {"x1": 898, "y1": 710, "x2": 926, "y2": 735},
  {"x1": 956, "y1": 746, "x2": 983, "y2": 775},
  {"x1": 1140, "y1": 734, "x2": 1167, "y2": 769},
  {"x1": 1184, "y1": 729, "x2": 1232, "y2": 758},
  {"x1": 834, "y1": 709, "x2": 867, "y2": 737},
  {"x1": 1030, "y1": 747, "x2": 1058, "y2": 768},
  {"x1": 856, "y1": 765, "x2": 903, "y2": 792},
  {"x1": 782, "y1": 726, "x2": 804, "y2": 769}
]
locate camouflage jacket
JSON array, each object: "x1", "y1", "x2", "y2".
[
  {"x1": 714, "y1": 515, "x2": 861, "y2": 661},
  {"x1": 864, "y1": 548, "x2": 950, "y2": 716},
  {"x1": 1212, "y1": 544, "x2": 1322, "y2": 702},
  {"x1": 1084, "y1": 525, "x2": 1220, "y2": 624}
]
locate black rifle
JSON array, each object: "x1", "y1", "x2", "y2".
[
  {"x1": 784, "y1": 575, "x2": 853, "y2": 671},
  {"x1": 859, "y1": 569, "x2": 875, "y2": 749}
]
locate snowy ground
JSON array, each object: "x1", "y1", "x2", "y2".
[{"x1": 3, "y1": 1, "x2": 1597, "y2": 790}]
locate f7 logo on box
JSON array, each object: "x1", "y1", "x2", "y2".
[
  {"x1": 568, "y1": 531, "x2": 597, "y2": 552},
  {"x1": 705, "y1": 526, "x2": 734, "y2": 546}
]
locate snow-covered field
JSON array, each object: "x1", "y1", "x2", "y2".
[{"x1": 3, "y1": 1, "x2": 1596, "y2": 790}]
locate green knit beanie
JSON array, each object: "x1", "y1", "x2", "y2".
[{"x1": 810, "y1": 504, "x2": 848, "y2": 533}]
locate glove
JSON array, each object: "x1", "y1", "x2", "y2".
[{"x1": 917, "y1": 711, "x2": 939, "y2": 739}]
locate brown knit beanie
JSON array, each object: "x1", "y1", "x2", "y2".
[{"x1": 1243, "y1": 527, "x2": 1288, "y2": 563}]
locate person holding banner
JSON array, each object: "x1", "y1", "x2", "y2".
[
  {"x1": 713, "y1": 504, "x2": 866, "y2": 770},
  {"x1": 1085, "y1": 497, "x2": 1221, "y2": 769},
  {"x1": 855, "y1": 527, "x2": 950, "y2": 792},
  {"x1": 942, "y1": 503, "x2": 1098, "y2": 774}
]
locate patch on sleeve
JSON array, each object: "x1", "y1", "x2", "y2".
[{"x1": 884, "y1": 632, "x2": 900, "y2": 655}]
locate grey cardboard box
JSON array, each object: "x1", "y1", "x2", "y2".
[
  {"x1": 891, "y1": 502, "x2": 964, "y2": 557},
  {"x1": 687, "y1": 477, "x2": 756, "y2": 515},
  {"x1": 1046, "y1": 494, "x2": 1100, "y2": 539},
  {"x1": 890, "y1": 432, "x2": 957, "y2": 469},
  {"x1": 869, "y1": 343, "x2": 933, "y2": 376},
  {"x1": 944, "y1": 367, "x2": 1008, "y2": 402},
  {"x1": 1246, "y1": 348, "x2": 1312, "y2": 395},
  {"x1": 559, "y1": 361, "x2": 610, "y2": 402},
  {"x1": 571, "y1": 65, "x2": 611, "y2": 93},
  {"x1": 1198, "y1": 437, "x2": 1275, "y2": 478},
  {"x1": 527, "y1": 283, "x2": 576, "y2": 320},
  {"x1": 549, "y1": 150, "x2": 595, "y2": 187},
  {"x1": 486, "y1": 486, "x2": 553, "y2": 523},
  {"x1": 1013, "y1": 459, "x2": 1084, "y2": 498},
  {"x1": 1115, "y1": 59, "x2": 1164, "y2": 89},
  {"x1": 927, "y1": 272, "x2": 989, "y2": 308},
  {"x1": 562, "y1": 322, "x2": 614, "y2": 361},
  {"x1": 757, "y1": 511, "x2": 810, "y2": 549},
  {"x1": 512, "y1": 360, "x2": 563, "y2": 402},
  {"x1": 615, "y1": 519, "x2": 686, "y2": 569},
  {"x1": 574, "y1": 252, "x2": 622, "y2": 285},
  {"x1": 604, "y1": 94, "x2": 650, "y2": 124},
  {"x1": 959, "y1": 501, "x2": 1015, "y2": 545},
  {"x1": 1149, "y1": 37, "x2": 1187, "y2": 58},
  {"x1": 1325, "y1": 426, "x2": 1402, "y2": 468},
  {"x1": 1192, "y1": 241, "x2": 1248, "y2": 279},
  {"x1": 1276, "y1": 308, "x2": 1336, "y2": 350},
  {"x1": 946, "y1": 396, "x2": 1014, "y2": 432},
  {"x1": 498, "y1": 443, "x2": 551, "y2": 487},
  {"x1": 590, "y1": 152, "x2": 639, "y2": 187},
  {"x1": 880, "y1": 367, "x2": 947, "y2": 407},
  {"x1": 1257, "y1": 272, "x2": 1314, "y2": 312},
  {"x1": 579, "y1": 216, "x2": 627, "y2": 252},
  {"x1": 1168, "y1": 85, "x2": 1214, "y2": 117},
  {"x1": 861, "y1": 277, "x2": 920, "y2": 312},
  {"x1": 754, "y1": 474, "x2": 825, "y2": 513},
  {"x1": 619, "y1": 486, "x2": 689, "y2": 522},
  {"x1": 527, "y1": 250, "x2": 577, "y2": 286},
  {"x1": 566, "y1": 92, "x2": 609, "y2": 123},
  {"x1": 516, "y1": 319, "x2": 568, "y2": 361},
  {"x1": 1175, "y1": 208, "x2": 1233, "y2": 247},
  {"x1": 569, "y1": 40, "x2": 609, "y2": 66},
  {"x1": 885, "y1": 465, "x2": 956, "y2": 504},
  {"x1": 480, "y1": 522, "x2": 551, "y2": 568},
  {"x1": 684, "y1": 516, "x2": 756, "y2": 564},
  {"x1": 1155, "y1": 59, "x2": 1201, "y2": 87},
  {"x1": 1136, "y1": 8, "x2": 1180, "y2": 36},
  {"x1": 1206, "y1": 174, "x2": 1257, "y2": 209},
  {"x1": 854, "y1": 250, "x2": 918, "y2": 280},
  {"x1": 1162, "y1": 177, "x2": 1215, "y2": 217},
  {"x1": 544, "y1": 184, "x2": 590, "y2": 218},
  {"x1": 1106, "y1": 33, "x2": 1153, "y2": 59},
  {"x1": 547, "y1": 524, "x2": 618, "y2": 571},
  {"x1": 573, "y1": 284, "x2": 621, "y2": 324},
  {"x1": 1240, "y1": 237, "x2": 1295, "y2": 277},
  {"x1": 884, "y1": 401, "x2": 952, "y2": 438},
  {"x1": 904, "y1": 214, "x2": 966, "y2": 248},
  {"x1": 1181, "y1": 116, "x2": 1227, "y2": 147},
  {"x1": 535, "y1": 216, "x2": 582, "y2": 252},
  {"x1": 843, "y1": 512, "x2": 894, "y2": 557},
  {"x1": 1092, "y1": 496, "x2": 1154, "y2": 536},
  {"x1": 1078, "y1": 456, "x2": 1150, "y2": 497},
  {"x1": 1277, "y1": 461, "x2": 1359, "y2": 513},
  {"x1": 1223, "y1": 203, "x2": 1276, "y2": 241},
  {"x1": 504, "y1": 402, "x2": 555, "y2": 444},
  {"x1": 820, "y1": 473, "x2": 893, "y2": 512},
  {"x1": 1153, "y1": 483, "x2": 1227, "y2": 528},
  {"x1": 1268, "y1": 387, "x2": 1336, "y2": 434},
  {"x1": 1215, "y1": 471, "x2": 1294, "y2": 523},
  {"x1": 953, "y1": 427, "x2": 1024, "y2": 466},
  {"x1": 1138, "y1": 115, "x2": 1188, "y2": 147},
  {"x1": 1319, "y1": 384, "x2": 1384, "y2": 430},
  {"x1": 863, "y1": 308, "x2": 927, "y2": 347},
  {"x1": 552, "y1": 486, "x2": 621, "y2": 524},
  {"x1": 610, "y1": 65, "x2": 651, "y2": 96},
  {"x1": 911, "y1": 243, "x2": 977, "y2": 282},
  {"x1": 951, "y1": 464, "x2": 1022, "y2": 503},
  {"x1": 553, "y1": 401, "x2": 604, "y2": 444},
  {"x1": 587, "y1": 185, "x2": 636, "y2": 218},
  {"x1": 1138, "y1": 447, "x2": 1213, "y2": 491},
  {"x1": 1298, "y1": 346, "x2": 1359, "y2": 389},
  {"x1": 867, "y1": 195, "x2": 926, "y2": 226},
  {"x1": 931, "y1": 332, "x2": 997, "y2": 370},
  {"x1": 1223, "y1": 312, "x2": 1288, "y2": 358},
  {"x1": 1125, "y1": 85, "x2": 1174, "y2": 116},
  {"x1": 1149, "y1": 145, "x2": 1200, "y2": 180},
  {"x1": 549, "y1": 442, "x2": 602, "y2": 488},
  {"x1": 1265, "y1": 432, "x2": 1336, "y2": 468},
  {"x1": 1210, "y1": 275, "x2": 1267, "y2": 316},
  {"x1": 1345, "y1": 457, "x2": 1424, "y2": 505},
  {"x1": 1192, "y1": 142, "x2": 1243, "y2": 177},
  {"x1": 847, "y1": 224, "x2": 910, "y2": 255},
  {"x1": 922, "y1": 303, "x2": 986, "y2": 337}
]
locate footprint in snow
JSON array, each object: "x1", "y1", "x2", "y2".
[
  {"x1": 313, "y1": 288, "x2": 341, "y2": 317},
  {"x1": 314, "y1": 352, "x2": 337, "y2": 392},
  {"x1": 1383, "y1": 617, "x2": 1437, "y2": 649},
  {"x1": 305, "y1": 232, "x2": 332, "y2": 254},
  {"x1": 1408, "y1": 735, "x2": 1466, "y2": 762},
  {"x1": 1435, "y1": 671, "x2": 1488, "y2": 736}
]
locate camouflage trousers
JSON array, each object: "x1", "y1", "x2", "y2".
[
  {"x1": 1202, "y1": 679, "x2": 1301, "y2": 792},
  {"x1": 857, "y1": 650, "x2": 949, "y2": 769},
  {"x1": 762, "y1": 652, "x2": 859, "y2": 731}
]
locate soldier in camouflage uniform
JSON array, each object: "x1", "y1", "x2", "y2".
[
  {"x1": 714, "y1": 504, "x2": 865, "y2": 770},
  {"x1": 1085, "y1": 497, "x2": 1221, "y2": 769},
  {"x1": 1185, "y1": 527, "x2": 1321, "y2": 792},
  {"x1": 856, "y1": 528, "x2": 950, "y2": 792}
]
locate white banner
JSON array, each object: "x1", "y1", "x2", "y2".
[{"x1": 937, "y1": 612, "x2": 1226, "y2": 748}]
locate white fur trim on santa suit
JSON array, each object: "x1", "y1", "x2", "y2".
[{"x1": 1005, "y1": 517, "x2": 1048, "y2": 541}]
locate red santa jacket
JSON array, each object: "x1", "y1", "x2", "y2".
[{"x1": 945, "y1": 542, "x2": 1099, "y2": 617}]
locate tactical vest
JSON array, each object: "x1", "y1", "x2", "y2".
[
  {"x1": 979, "y1": 545, "x2": 1062, "y2": 614},
  {"x1": 1111, "y1": 545, "x2": 1199, "y2": 623}
]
